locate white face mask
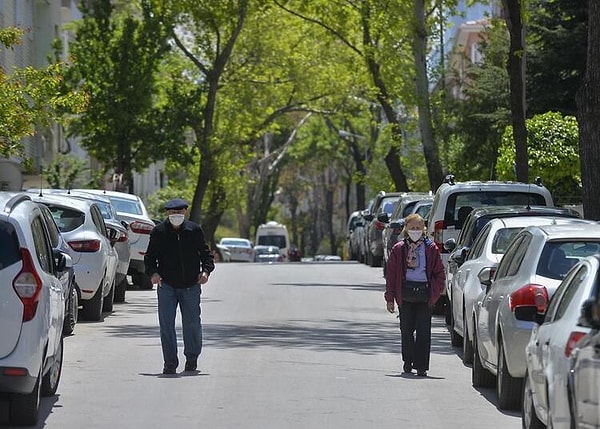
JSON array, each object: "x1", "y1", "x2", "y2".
[
  {"x1": 168, "y1": 214, "x2": 185, "y2": 227},
  {"x1": 407, "y1": 230, "x2": 423, "y2": 242}
]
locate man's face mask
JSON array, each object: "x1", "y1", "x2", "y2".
[{"x1": 168, "y1": 214, "x2": 185, "y2": 227}]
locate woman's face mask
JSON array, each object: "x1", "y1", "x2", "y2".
[
  {"x1": 407, "y1": 230, "x2": 423, "y2": 242},
  {"x1": 168, "y1": 214, "x2": 185, "y2": 227}
]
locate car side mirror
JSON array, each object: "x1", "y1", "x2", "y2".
[
  {"x1": 389, "y1": 221, "x2": 403, "y2": 230},
  {"x1": 363, "y1": 214, "x2": 374, "y2": 222},
  {"x1": 478, "y1": 266, "x2": 494, "y2": 289},
  {"x1": 53, "y1": 250, "x2": 72, "y2": 272},
  {"x1": 579, "y1": 299, "x2": 600, "y2": 329},
  {"x1": 444, "y1": 238, "x2": 457, "y2": 253},
  {"x1": 355, "y1": 220, "x2": 365, "y2": 227},
  {"x1": 377, "y1": 213, "x2": 390, "y2": 223}
]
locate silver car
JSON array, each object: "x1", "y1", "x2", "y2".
[
  {"x1": 451, "y1": 216, "x2": 582, "y2": 363},
  {"x1": 523, "y1": 255, "x2": 597, "y2": 429},
  {"x1": 473, "y1": 221, "x2": 600, "y2": 410}
]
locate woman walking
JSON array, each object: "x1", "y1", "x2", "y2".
[{"x1": 385, "y1": 213, "x2": 445, "y2": 376}]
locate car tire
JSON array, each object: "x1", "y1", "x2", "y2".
[
  {"x1": 41, "y1": 336, "x2": 63, "y2": 397},
  {"x1": 103, "y1": 278, "x2": 115, "y2": 313},
  {"x1": 522, "y1": 370, "x2": 545, "y2": 429},
  {"x1": 472, "y1": 326, "x2": 495, "y2": 388},
  {"x1": 450, "y1": 309, "x2": 463, "y2": 347},
  {"x1": 9, "y1": 369, "x2": 41, "y2": 426},
  {"x1": 135, "y1": 272, "x2": 154, "y2": 290},
  {"x1": 114, "y1": 277, "x2": 128, "y2": 303},
  {"x1": 497, "y1": 339, "x2": 523, "y2": 410},
  {"x1": 82, "y1": 281, "x2": 103, "y2": 321},
  {"x1": 462, "y1": 313, "x2": 474, "y2": 365},
  {"x1": 62, "y1": 281, "x2": 78, "y2": 336}
]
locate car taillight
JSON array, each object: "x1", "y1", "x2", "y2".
[
  {"x1": 68, "y1": 239, "x2": 101, "y2": 252},
  {"x1": 117, "y1": 231, "x2": 129, "y2": 242},
  {"x1": 509, "y1": 284, "x2": 549, "y2": 314},
  {"x1": 130, "y1": 220, "x2": 154, "y2": 234},
  {"x1": 434, "y1": 220, "x2": 446, "y2": 252},
  {"x1": 375, "y1": 220, "x2": 385, "y2": 231},
  {"x1": 13, "y1": 248, "x2": 43, "y2": 322},
  {"x1": 565, "y1": 331, "x2": 587, "y2": 357}
]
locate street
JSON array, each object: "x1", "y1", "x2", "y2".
[{"x1": 1, "y1": 262, "x2": 520, "y2": 429}]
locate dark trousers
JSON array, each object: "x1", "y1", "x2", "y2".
[{"x1": 399, "y1": 301, "x2": 432, "y2": 371}]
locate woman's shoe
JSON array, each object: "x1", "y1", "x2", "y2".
[
  {"x1": 416, "y1": 370, "x2": 427, "y2": 377},
  {"x1": 403, "y1": 363, "x2": 412, "y2": 373}
]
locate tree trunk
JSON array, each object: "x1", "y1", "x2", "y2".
[
  {"x1": 412, "y1": 0, "x2": 444, "y2": 189},
  {"x1": 503, "y1": 0, "x2": 529, "y2": 182},
  {"x1": 576, "y1": 0, "x2": 600, "y2": 220}
]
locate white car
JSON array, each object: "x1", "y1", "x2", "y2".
[
  {"x1": 472, "y1": 221, "x2": 600, "y2": 410},
  {"x1": 0, "y1": 192, "x2": 69, "y2": 426},
  {"x1": 32, "y1": 194, "x2": 119, "y2": 321},
  {"x1": 74, "y1": 189, "x2": 155, "y2": 289},
  {"x1": 523, "y1": 255, "x2": 597, "y2": 429},
  {"x1": 219, "y1": 237, "x2": 255, "y2": 262},
  {"x1": 450, "y1": 216, "x2": 584, "y2": 363}
]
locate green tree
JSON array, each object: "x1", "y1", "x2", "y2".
[{"x1": 496, "y1": 111, "x2": 581, "y2": 204}]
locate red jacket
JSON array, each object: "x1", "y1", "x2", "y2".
[{"x1": 384, "y1": 238, "x2": 446, "y2": 307}]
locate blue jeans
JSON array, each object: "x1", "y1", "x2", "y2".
[{"x1": 157, "y1": 282, "x2": 202, "y2": 368}]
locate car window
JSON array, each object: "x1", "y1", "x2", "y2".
[
  {"x1": 495, "y1": 234, "x2": 527, "y2": 279},
  {"x1": 222, "y1": 239, "x2": 251, "y2": 247},
  {"x1": 537, "y1": 241, "x2": 600, "y2": 280},
  {"x1": 380, "y1": 197, "x2": 400, "y2": 215},
  {"x1": 467, "y1": 223, "x2": 490, "y2": 261},
  {"x1": 415, "y1": 203, "x2": 432, "y2": 219},
  {"x1": 47, "y1": 205, "x2": 85, "y2": 232},
  {"x1": 0, "y1": 220, "x2": 20, "y2": 269},
  {"x1": 545, "y1": 265, "x2": 587, "y2": 323},
  {"x1": 38, "y1": 205, "x2": 60, "y2": 248},
  {"x1": 257, "y1": 235, "x2": 286, "y2": 248},
  {"x1": 456, "y1": 215, "x2": 475, "y2": 247},
  {"x1": 31, "y1": 215, "x2": 53, "y2": 274},
  {"x1": 90, "y1": 205, "x2": 108, "y2": 238},
  {"x1": 491, "y1": 227, "x2": 522, "y2": 254},
  {"x1": 505, "y1": 233, "x2": 531, "y2": 276},
  {"x1": 108, "y1": 196, "x2": 143, "y2": 215}
]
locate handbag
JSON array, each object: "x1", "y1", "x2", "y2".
[{"x1": 402, "y1": 280, "x2": 429, "y2": 303}]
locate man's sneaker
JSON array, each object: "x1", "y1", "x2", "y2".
[
  {"x1": 163, "y1": 365, "x2": 177, "y2": 375},
  {"x1": 403, "y1": 362, "x2": 412, "y2": 374},
  {"x1": 184, "y1": 360, "x2": 197, "y2": 372},
  {"x1": 416, "y1": 370, "x2": 427, "y2": 377}
]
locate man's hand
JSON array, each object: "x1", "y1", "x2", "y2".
[
  {"x1": 199, "y1": 272, "x2": 210, "y2": 285},
  {"x1": 386, "y1": 301, "x2": 395, "y2": 313},
  {"x1": 151, "y1": 273, "x2": 162, "y2": 288}
]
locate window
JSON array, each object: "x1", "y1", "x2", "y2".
[
  {"x1": 495, "y1": 235, "x2": 526, "y2": 280},
  {"x1": 0, "y1": 220, "x2": 20, "y2": 269},
  {"x1": 467, "y1": 223, "x2": 490, "y2": 261},
  {"x1": 90, "y1": 206, "x2": 108, "y2": 238},
  {"x1": 491, "y1": 228, "x2": 522, "y2": 254},
  {"x1": 505, "y1": 234, "x2": 531, "y2": 277},
  {"x1": 546, "y1": 265, "x2": 588, "y2": 323},
  {"x1": 31, "y1": 216, "x2": 52, "y2": 274}
]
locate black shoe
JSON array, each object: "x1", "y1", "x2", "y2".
[
  {"x1": 416, "y1": 370, "x2": 427, "y2": 377},
  {"x1": 163, "y1": 365, "x2": 177, "y2": 375},
  {"x1": 403, "y1": 363, "x2": 412, "y2": 373},
  {"x1": 184, "y1": 360, "x2": 197, "y2": 372}
]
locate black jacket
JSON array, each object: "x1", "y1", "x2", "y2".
[{"x1": 144, "y1": 219, "x2": 215, "y2": 288}]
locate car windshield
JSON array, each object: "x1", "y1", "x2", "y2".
[
  {"x1": 537, "y1": 241, "x2": 600, "y2": 280},
  {"x1": 222, "y1": 239, "x2": 250, "y2": 247},
  {"x1": 108, "y1": 197, "x2": 143, "y2": 215},
  {"x1": 257, "y1": 235, "x2": 286, "y2": 248}
]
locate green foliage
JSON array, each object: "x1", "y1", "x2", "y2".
[
  {"x1": 496, "y1": 111, "x2": 581, "y2": 204},
  {"x1": 42, "y1": 154, "x2": 91, "y2": 189},
  {"x1": 0, "y1": 28, "x2": 87, "y2": 157}
]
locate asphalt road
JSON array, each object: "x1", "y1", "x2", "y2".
[{"x1": 0, "y1": 261, "x2": 521, "y2": 429}]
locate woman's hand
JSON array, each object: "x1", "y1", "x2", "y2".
[{"x1": 386, "y1": 301, "x2": 395, "y2": 313}]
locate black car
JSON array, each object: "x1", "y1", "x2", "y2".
[{"x1": 363, "y1": 191, "x2": 403, "y2": 267}]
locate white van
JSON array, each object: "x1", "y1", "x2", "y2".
[{"x1": 255, "y1": 221, "x2": 291, "y2": 261}]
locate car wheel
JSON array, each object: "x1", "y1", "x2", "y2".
[
  {"x1": 41, "y1": 336, "x2": 63, "y2": 397},
  {"x1": 462, "y1": 313, "x2": 474, "y2": 365},
  {"x1": 62, "y1": 281, "x2": 78, "y2": 336},
  {"x1": 102, "y1": 278, "x2": 115, "y2": 313},
  {"x1": 9, "y1": 368, "x2": 41, "y2": 426},
  {"x1": 522, "y1": 370, "x2": 545, "y2": 429},
  {"x1": 82, "y1": 281, "x2": 104, "y2": 321},
  {"x1": 114, "y1": 277, "x2": 128, "y2": 303},
  {"x1": 472, "y1": 326, "x2": 495, "y2": 388},
  {"x1": 497, "y1": 339, "x2": 523, "y2": 410},
  {"x1": 450, "y1": 308, "x2": 463, "y2": 347},
  {"x1": 135, "y1": 272, "x2": 154, "y2": 290}
]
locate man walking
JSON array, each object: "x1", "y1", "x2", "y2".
[{"x1": 144, "y1": 198, "x2": 215, "y2": 374}]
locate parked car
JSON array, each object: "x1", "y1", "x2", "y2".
[
  {"x1": 254, "y1": 245, "x2": 283, "y2": 263},
  {"x1": 522, "y1": 255, "x2": 598, "y2": 429},
  {"x1": 472, "y1": 222, "x2": 600, "y2": 410},
  {"x1": 445, "y1": 205, "x2": 582, "y2": 329},
  {"x1": 31, "y1": 194, "x2": 119, "y2": 321},
  {"x1": 37, "y1": 203, "x2": 78, "y2": 336},
  {"x1": 255, "y1": 221, "x2": 290, "y2": 261},
  {"x1": 346, "y1": 210, "x2": 364, "y2": 261},
  {"x1": 380, "y1": 193, "x2": 433, "y2": 276},
  {"x1": 569, "y1": 273, "x2": 600, "y2": 429},
  {"x1": 73, "y1": 189, "x2": 155, "y2": 290},
  {"x1": 428, "y1": 175, "x2": 554, "y2": 315},
  {"x1": 363, "y1": 191, "x2": 404, "y2": 267},
  {"x1": 215, "y1": 244, "x2": 232, "y2": 262},
  {"x1": 0, "y1": 192, "x2": 70, "y2": 426},
  {"x1": 31, "y1": 189, "x2": 132, "y2": 303},
  {"x1": 451, "y1": 216, "x2": 585, "y2": 360},
  {"x1": 219, "y1": 237, "x2": 255, "y2": 262}
]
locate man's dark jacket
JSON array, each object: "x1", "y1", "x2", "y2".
[{"x1": 144, "y1": 219, "x2": 215, "y2": 288}]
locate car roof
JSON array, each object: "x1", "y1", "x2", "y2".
[
  {"x1": 521, "y1": 222, "x2": 600, "y2": 239},
  {"x1": 72, "y1": 189, "x2": 141, "y2": 202},
  {"x1": 486, "y1": 216, "x2": 590, "y2": 229},
  {"x1": 30, "y1": 193, "x2": 95, "y2": 212},
  {"x1": 467, "y1": 205, "x2": 581, "y2": 219}
]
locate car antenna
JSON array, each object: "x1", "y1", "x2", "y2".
[{"x1": 38, "y1": 175, "x2": 43, "y2": 197}]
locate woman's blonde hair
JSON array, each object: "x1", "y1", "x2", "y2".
[{"x1": 401, "y1": 213, "x2": 427, "y2": 238}]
